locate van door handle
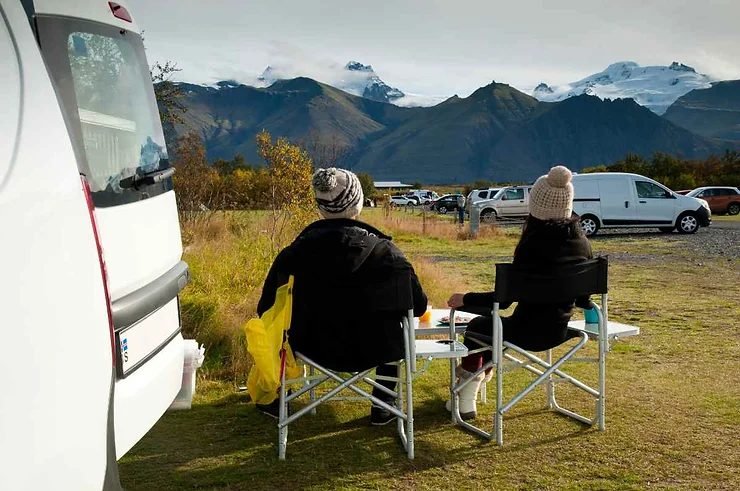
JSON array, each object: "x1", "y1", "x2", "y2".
[
  {"x1": 625, "y1": 201, "x2": 629, "y2": 208},
  {"x1": 639, "y1": 200, "x2": 647, "y2": 204}
]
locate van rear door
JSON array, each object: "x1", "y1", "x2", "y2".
[{"x1": 35, "y1": 8, "x2": 188, "y2": 457}]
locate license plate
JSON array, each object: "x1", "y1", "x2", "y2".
[{"x1": 117, "y1": 298, "x2": 181, "y2": 377}]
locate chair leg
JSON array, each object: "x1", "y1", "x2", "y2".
[
  {"x1": 546, "y1": 349, "x2": 555, "y2": 409},
  {"x1": 449, "y1": 358, "x2": 458, "y2": 423},
  {"x1": 309, "y1": 365, "x2": 317, "y2": 415},
  {"x1": 405, "y1": 357, "x2": 414, "y2": 460},
  {"x1": 494, "y1": 320, "x2": 504, "y2": 446},
  {"x1": 278, "y1": 358, "x2": 288, "y2": 460},
  {"x1": 598, "y1": 335, "x2": 606, "y2": 431}
]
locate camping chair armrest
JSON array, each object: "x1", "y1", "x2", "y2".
[
  {"x1": 405, "y1": 308, "x2": 417, "y2": 372},
  {"x1": 492, "y1": 302, "x2": 502, "y2": 364}
]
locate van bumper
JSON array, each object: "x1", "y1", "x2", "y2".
[{"x1": 696, "y1": 206, "x2": 711, "y2": 227}]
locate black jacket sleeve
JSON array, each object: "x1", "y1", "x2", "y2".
[
  {"x1": 462, "y1": 292, "x2": 495, "y2": 308},
  {"x1": 461, "y1": 292, "x2": 511, "y2": 314},
  {"x1": 386, "y1": 241, "x2": 428, "y2": 317},
  {"x1": 256, "y1": 248, "x2": 292, "y2": 316},
  {"x1": 574, "y1": 236, "x2": 595, "y2": 309}
]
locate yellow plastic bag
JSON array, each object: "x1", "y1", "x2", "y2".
[{"x1": 245, "y1": 276, "x2": 301, "y2": 405}]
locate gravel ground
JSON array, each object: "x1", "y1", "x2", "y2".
[
  {"x1": 592, "y1": 227, "x2": 740, "y2": 260},
  {"x1": 493, "y1": 219, "x2": 740, "y2": 261}
]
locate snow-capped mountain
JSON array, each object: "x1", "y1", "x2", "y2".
[
  {"x1": 343, "y1": 61, "x2": 405, "y2": 103},
  {"x1": 533, "y1": 61, "x2": 714, "y2": 114},
  {"x1": 258, "y1": 60, "x2": 406, "y2": 104}
]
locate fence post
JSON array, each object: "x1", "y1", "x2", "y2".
[{"x1": 470, "y1": 204, "x2": 480, "y2": 237}]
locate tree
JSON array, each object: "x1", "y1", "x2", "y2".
[
  {"x1": 213, "y1": 154, "x2": 250, "y2": 175},
  {"x1": 301, "y1": 132, "x2": 350, "y2": 169},
  {"x1": 171, "y1": 132, "x2": 222, "y2": 221},
  {"x1": 151, "y1": 61, "x2": 188, "y2": 131},
  {"x1": 256, "y1": 131, "x2": 316, "y2": 252},
  {"x1": 356, "y1": 172, "x2": 376, "y2": 200}
]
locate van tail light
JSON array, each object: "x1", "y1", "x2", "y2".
[
  {"x1": 108, "y1": 2, "x2": 133, "y2": 23},
  {"x1": 81, "y1": 176, "x2": 117, "y2": 367}
]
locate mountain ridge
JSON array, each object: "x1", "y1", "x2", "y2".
[
  {"x1": 663, "y1": 80, "x2": 740, "y2": 141},
  {"x1": 169, "y1": 76, "x2": 737, "y2": 183}
]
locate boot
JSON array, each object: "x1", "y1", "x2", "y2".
[{"x1": 446, "y1": 366, "x2": 486, "y2": 420}]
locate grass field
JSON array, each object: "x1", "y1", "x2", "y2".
[{"x1": 119, "y1": 210, "x2": 740, "y2": 490}]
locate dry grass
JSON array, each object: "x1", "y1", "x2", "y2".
[
  {"x1": 179, "y1": 210, "x2": 477, "y2": 382},
  {"x1": 365, "y1": 208, "x2": 503, "y2": 241}
]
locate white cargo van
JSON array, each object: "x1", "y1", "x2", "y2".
[
  {"x1": 1, "y1": 1, "x2": 194, "y2": 489},
  {"x1": 475, "y1": 185, "x2": 532, "y2": 221},
  {"x1": 572, "y1": 173, "x2": 711, "y2": 236}
]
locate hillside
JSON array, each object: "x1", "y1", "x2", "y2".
[
  {"x1": 171, "y1": 78, "x2": 736, "y2": 182},
  {"x1": 663, "y1": 80, "x2": 740, "y2": 141}
]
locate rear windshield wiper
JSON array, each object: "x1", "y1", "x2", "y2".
[{"x1": 119, "y1": 167, "x2": 175, "y2": 190}]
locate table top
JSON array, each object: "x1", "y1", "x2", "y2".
[
  {"x1": 415, "y1": 308, "x2": 476, "y2": 337},
  {"x1": 567, "y1": 320, "x2": 640, "y2": 340},
  {"x1": 414, "y1": 309, "x2": 640, "y2": 340}
]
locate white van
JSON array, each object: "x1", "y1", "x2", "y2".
[
  {"x1": 572, "y1": 173, "x2": 711, "y2": 236},
  {"x1": 475, "y1": 185, "x2": 532, "y2": 221},
  {"x1": 1, "y1": 1, "x2": 194, "y2": 489}
]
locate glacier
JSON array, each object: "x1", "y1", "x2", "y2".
[{"x1": 532, "y1": 61, "x2": 714, "y2": 114}]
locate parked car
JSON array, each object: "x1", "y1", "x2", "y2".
[
  {"x1": 571, "y1": 173, "x2": 711, "y2": 236},
  {"x1": 431, "y1": 194, "x2": 464, "y2": 214},
  {"x1": 2, "y1": 1, "x2": 195, "y2": 488},
  {"x1": 405, "y1": 189, "x2": 439, "y2": 205},
  {"x1": 390, "y1": 195, "x2": 415, "y2": 206},
  {"x1": 474, "y1": 186, "x2": 532, "y2": 221},
  {"x1": 685, "y1": 187, "x2": 740, "y2": 215}
]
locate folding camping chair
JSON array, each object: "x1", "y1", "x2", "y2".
[
  {"x1": 449, "y1": 257, "x2": 609, "y2": 445},
  {"x1": 276, "y1": 285, "x2": 467, "y2": 461}
]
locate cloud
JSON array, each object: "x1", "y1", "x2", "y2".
[{"x1": 690, "y1": 50, "x2": 740, "y2": 82}]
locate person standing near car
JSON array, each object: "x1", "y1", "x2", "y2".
[{"x1": 456, "y1": 191, "x2": 466, "y2": 225}]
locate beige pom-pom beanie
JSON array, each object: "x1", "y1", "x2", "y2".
[{"x1": 528, "y1": 166, "x2": 574, "y2": 221}]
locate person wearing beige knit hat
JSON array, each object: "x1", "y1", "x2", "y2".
[
  {"x1": 528, "y1": 165, "x2": 574, "y2": 221},
  {"x1": 444, "y1": 165, "x2": 593, "y2": 420}
]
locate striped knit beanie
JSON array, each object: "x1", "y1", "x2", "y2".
[
  {"x1": 528, "y1": 166, "x2": 574, "y2": 221},
  {"x1": 312, "y1": 168, "x2": 364, "y2": 219}
]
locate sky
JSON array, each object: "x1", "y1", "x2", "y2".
[{"x1": 129, "y1": 0, "x2": 740, "y2": 98}]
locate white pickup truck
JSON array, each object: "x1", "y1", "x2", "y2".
[{"x1": 474, "y1": 185, "x2": 532, "y2": 221}]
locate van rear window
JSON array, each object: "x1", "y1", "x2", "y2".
[{"x1": 37, "y1": 16, "x2": 172, "y2": 207}]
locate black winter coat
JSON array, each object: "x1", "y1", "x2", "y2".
[
  {"x1": 462, "y1": 215, "x2": 593, "y2": 351},
  {"x1": 257, "y1": 219, "x2": 428, "y2": 372}
]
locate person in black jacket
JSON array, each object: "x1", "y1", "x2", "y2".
[
  {"x1": 446, "y1": 166, "x2": 593, "y2": 420},
  {"x1": 256, "y1": 168, "x2": 428, "y2": 425}
]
